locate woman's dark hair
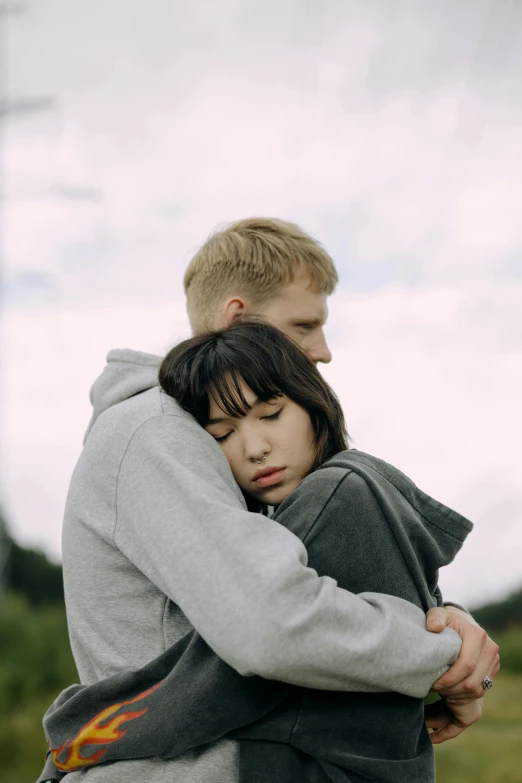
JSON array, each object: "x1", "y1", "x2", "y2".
[{"x1": 159, "y1": 320, "x2": 349, "y2": 474}]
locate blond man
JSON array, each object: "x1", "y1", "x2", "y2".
[{"x1": 39, "y1": 218, "x2": 498, "y2": 783}]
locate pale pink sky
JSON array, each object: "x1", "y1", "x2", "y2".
[{"x1": 2, "y1": 0, "x2": 521, "y2": 607}]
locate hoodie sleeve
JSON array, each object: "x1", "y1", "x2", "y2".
[{"x1": 113, "y1": 411, "x2": 461, "y2": 696}]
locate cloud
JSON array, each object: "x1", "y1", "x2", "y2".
[
  {"x1": 440, "y1": 476, "x2": 522, "y2": 606},
  {"x1": 2, "y1": 0, "x2": 522, "y2": 605},
  {"x1": 2, "y1": 283, "x2": 521, "y2": 606},
  {"x1": 322, "y1": 285, "x2": 522, "y2": 605},
  {"x1": 5, "y1": 0, "x2": 522, "y2": 305},
  {"x1": 1, "y1": 302, "x2": 191, "y2": 553}
]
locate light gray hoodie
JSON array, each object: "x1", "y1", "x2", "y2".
[{"x1": 52, "y1": 349, "x2": 461, "y2": 783}]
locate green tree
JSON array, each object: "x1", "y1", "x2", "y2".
[
  {"x1": 0, "y1": 512, "x2": 64, "y2": 606},
  {"x1": 471, "y1": 588, "x2": 522, "y2": 633}
]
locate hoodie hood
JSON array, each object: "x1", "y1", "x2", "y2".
[
  {"x1": 84, "y1": 349, "x2": 162, "y2": 442},
  {"x1": 320, "y1": 449, "x2": 473, "y2": 606}
]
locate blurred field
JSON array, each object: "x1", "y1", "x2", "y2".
[
  {"x1": 1, "y1": 589, "x2": 521, "y2": 782},
  {"x1": 434, "y1": 671, "x2": 522, "y2": 783}
]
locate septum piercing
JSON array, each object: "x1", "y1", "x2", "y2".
[{"x1": 254, "y1": 454, "x2": 266, "y2": 465}]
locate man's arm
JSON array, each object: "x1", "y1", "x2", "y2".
[{"x1": 114, "y1": 410, "x2": 461, "y2": 697}]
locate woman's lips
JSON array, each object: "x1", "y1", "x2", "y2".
[{"x1": 253, "y1": 467, "x2": 286, "y2": 488}]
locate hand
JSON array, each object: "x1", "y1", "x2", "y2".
[
  {"x1": 425, "y1": 696, "x2": 484, "y2": 744},
  {"x1": 425, "y1": 606, "x2": 499, "y2": 701}
]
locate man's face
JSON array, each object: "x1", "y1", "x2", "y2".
[{"x1": 254, "y1": 274, "x2": 332, "y2": 365}]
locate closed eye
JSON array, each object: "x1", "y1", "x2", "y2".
[
  {"x1": 212, "y1": 407, "x2": 282, "y2": 442},
  {"x1": 214, "y1": 432, "x2": 232, "y2": 443},
  {"x1": 262, "y1": 409, "x2": 282, "y2": 422}
]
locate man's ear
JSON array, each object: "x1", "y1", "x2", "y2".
[{"x1": 222, "y1": 296, "x2": 248, "y2": 327}]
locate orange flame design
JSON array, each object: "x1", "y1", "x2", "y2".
[{"x1": 51, "y1": 681, "x2": 163, "y2": 772}]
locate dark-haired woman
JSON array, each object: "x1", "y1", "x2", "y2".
[{"x1": 42, "y1": 321, "x2": 478, "y2": 783}]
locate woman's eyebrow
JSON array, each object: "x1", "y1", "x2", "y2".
[
  {"x1": 207, "y1": 397, "x2": 265, "y2": 426},
  {"x1": 206, "y1": 414, "x2": 231, "y2": 425}
]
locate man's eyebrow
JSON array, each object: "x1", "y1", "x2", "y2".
[
  {"x1": 291, "y1": 316, "x2": 327, "y2": 326},
  {"x1": 207, "y1": 397, "x2": 265, "y2": 425}
]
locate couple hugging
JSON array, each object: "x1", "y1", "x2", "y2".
[{"x1": 39, "y1": 217, "x2": 499, "y2": 783}]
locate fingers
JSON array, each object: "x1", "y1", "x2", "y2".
[
  {"x1": 424, "y1": 701, "x2": 452, "y2": 730},
  {"x1": 432, "y1": 603, "x2": 501, "y2": 691},
  {"x1": 434, "y1": 631, "x2": 499, "y2": 698},
  {"x1": 425, "y1": 606, "x2": 448, "y2": 633},
  {"x1": 427, "y1": 607, "x2": 500, "y2": 703},
  {"x1": 429, "y1": 697, "x2": 483, "y2": 744},
  {"x1": 430, "y1": 721, "x2": 468, "y2": 744},
  {"x1": 440, "y1": 650, "x2": 500, "y2": 701},
  {"x1": 433, "y1": 622, "x2": 485, "y2": 690}
]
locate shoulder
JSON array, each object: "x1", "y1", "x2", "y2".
[
  {"x1": 320, "y1": 449, "x2": 408, "y2": 499},
  {"x1": 273, "y1": 455, "x2": 373, "y2": 540},
  {"x1": 304, "y1": 455, "x2": 376, "y2": 507},
  {"x1": 87, "y1": 388, "x2": 206, "y2": 449},
  {"x1": 80, "y1": 387, "x2": 221, "y2": 483},
  {"x1": 276, "y1": 452, "x2": 371, "y2": 521},
  {"x1": 76, "y1": 387, "x2": 243, "y2": 505},
  {"x1": 285, "y1": 452, "x2": 388, "y2": 524},
  {"x1": 282, "y1": 451, "x2": 377, "y2": 505}
]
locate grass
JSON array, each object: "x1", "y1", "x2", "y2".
[
  {"x1": 434, "y1": 671, "x2": 522, "y2": 782},
  {"x1": 0, "y1": 696, "x2": 55, "y2": 783}
]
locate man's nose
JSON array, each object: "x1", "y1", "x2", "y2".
[{"x1": 306, "y1": 332, "x2": 332, "y2": 365}]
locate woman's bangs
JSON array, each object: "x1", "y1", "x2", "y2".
[
  {"x1": 207, "y1": 352, "x2": 284, "y2": 422},
  {"x1": 242, "y1": 363, "x2": 284, "y2": 406},
  {"x1": 208, "y1": 369, "x2": 252, "y2": 419}
]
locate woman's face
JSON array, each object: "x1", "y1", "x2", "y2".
[{"x1": 205, "y1": 378, "x2": 316, "y2": 506}]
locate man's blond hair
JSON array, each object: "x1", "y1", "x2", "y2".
[{"x1": 184, "y1": 217, "x2": 338, "y2": 333}]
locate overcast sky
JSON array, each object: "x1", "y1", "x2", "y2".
[{"x1": 1, "y1": 0, "x2": 521, "y2": 607}]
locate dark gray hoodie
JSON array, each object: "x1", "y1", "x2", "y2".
[{"x1": 37, "y1": 350, "x2": 465, "y2": 783}]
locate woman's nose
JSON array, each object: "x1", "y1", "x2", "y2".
[
  {"x1": 244, "y1": 435, "x2": 271, "y2": 463},
  {"x1": 248, "y1": 447, "x2": 271, "y2": 463}
]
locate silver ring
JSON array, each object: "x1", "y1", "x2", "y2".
[
  {"x1": 481, "y1": 676, "x2": 493, "y2": 691},
  {"x1": 254, "y1": 454, "x2": 266, "y2": 464}
]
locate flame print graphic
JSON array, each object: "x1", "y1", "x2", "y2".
[{"x1": 51, "y1": 681, "x2": 163, "y2": 772}]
